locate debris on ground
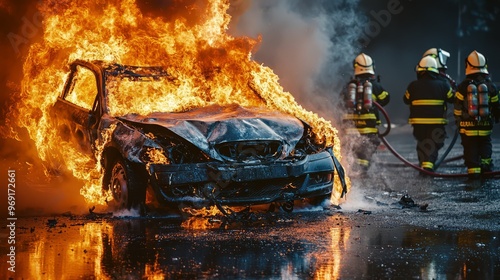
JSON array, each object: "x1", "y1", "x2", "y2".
[
  {"x1": 398, "y1": 194, "x2": 429, "y2": 212},
  {"x1": 357, "y1": 209, "x2": 372, "y2": 215},
  {"x1": 47, "y1": 218, "x2": 58, "y2": 228},
  {"x1": 87, "y1": 206, "x2": 113, "y2": 219}
]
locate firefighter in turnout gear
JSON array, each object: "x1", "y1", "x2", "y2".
[
  {"x1": 341, "y1": 53, "x2": 390, "y2": 174},
  {"x1": 422, "y1": 47, "x2": 457, "y2": 92},
  {"x1": 404, "y1": 56, "x2": 454, "y2": 173},
  {"x1": 454, "y1": 50, "x2": 500, "y2": 179}
]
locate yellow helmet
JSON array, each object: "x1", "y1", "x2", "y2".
[
  {"x1": 353, "y1": 53, "x2": 375, "y2": 75},
  {"x1": 465, "y1": 50, "x2": 488, "y2": 75},
  {"x1": 416, "y1": 56, "x2": 439, "y2": 74},
  {"x1": 423, "y1": 47, "x2": 450, "y2": 69}
]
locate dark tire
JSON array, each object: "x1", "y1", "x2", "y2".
[
  {"x1": 106, "y1": 157, "x2": 147, "y2": 212},
  {"x1": 280, "y1": 201, "x2": 294, "y2": 213}
]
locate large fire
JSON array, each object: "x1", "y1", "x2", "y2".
[{"x1": 13, "y1": 0, "x2": 348, "y2": 205}]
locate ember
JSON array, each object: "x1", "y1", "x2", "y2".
[{"x1": 13, "y1": 0, "x2": 348, "y2": 207}]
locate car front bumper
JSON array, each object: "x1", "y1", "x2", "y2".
[{"x1": 148, "y1": 150, "x2": 335, "y2": 207}]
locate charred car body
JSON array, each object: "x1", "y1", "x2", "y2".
[{"x1": 52, "y1": 60, "x2": 341, "y2": 213}]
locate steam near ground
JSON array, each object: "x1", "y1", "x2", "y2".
[{"x1": 0, "y1": 0, "x2": 372, "y2": 216}]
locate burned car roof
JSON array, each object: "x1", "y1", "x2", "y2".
[{"x1": 104, "y1": 62, "x2": 170, "y2": 78}]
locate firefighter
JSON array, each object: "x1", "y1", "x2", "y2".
[
  {"x1": 422, "y1": 47, "x2": 457, "y2": 92},
  {"x1": 403, "y1": 56, "x2": 454, "y2": 173},
  {"x1": 454, "y1": 50, "x2": 500, "y2": 179},
  {"x1": 341, "y1": 53, "x2": 390, "y2": 174}
]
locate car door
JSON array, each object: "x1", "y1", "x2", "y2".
[{"x1": 52, "y1": 63, "x2": 100, "y2": 155}]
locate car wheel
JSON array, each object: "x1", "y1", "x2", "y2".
[
  {"x1": 280, "y1": 200, "x2": 294, "y2": 212},
  {"x1": 107, "y1": 157, "x2": 146, "y2": 212}
]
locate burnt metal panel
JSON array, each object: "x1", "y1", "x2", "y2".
[{"x1": 118, "y1": 104, "x2": 304, "y2": 159}]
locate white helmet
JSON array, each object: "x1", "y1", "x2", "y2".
[
  {"x1": 416, "y1": 56, "x2": 439, "y2": 74},
  {"x1": 465, "y1": 50, "x2": 488, "y2": 75},
  {"x1": 423, "y1": 47, "x2": 450, "y2": 69},
  {"x1": 353, "y1": 53, "x2": 375, "y2": 75}
]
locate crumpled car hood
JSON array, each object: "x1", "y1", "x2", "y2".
[{"x1": 118, "y1": 104, "x2": 305, "y2": 159}]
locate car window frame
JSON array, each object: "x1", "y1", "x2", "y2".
[{"x1": 61, "y1": 63, "x2": 101, "y2": 115}]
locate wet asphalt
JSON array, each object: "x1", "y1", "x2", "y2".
[{"x1": 1, "y1": 125, "x2": 500, "y2": 279}]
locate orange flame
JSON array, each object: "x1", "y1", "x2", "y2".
[
  {"x1": 181, "y1": 205, "x2": 225, "y2": 229},
  {"x1": 14, "y1": 0, "x2": 347, "y2": 205}
]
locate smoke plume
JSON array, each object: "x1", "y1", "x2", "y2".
[{"x1": 228, "y1": 0, "x2": 365, "y2": 122}]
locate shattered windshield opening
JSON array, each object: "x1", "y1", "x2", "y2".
[{"x1": 105, "y1": 64, "x2": 206, "y2": 116}]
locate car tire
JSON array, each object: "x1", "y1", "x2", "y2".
[{"x1": 107, "y1": 157, "x2": 147, "y2": 213}]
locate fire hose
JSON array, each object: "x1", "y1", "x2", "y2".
[{"x1": 373, "y1": 102, "x2": 500, "y2": 178}]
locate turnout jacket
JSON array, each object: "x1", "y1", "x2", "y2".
[
  {"x1": 403, "y1": 72, "x2": 454, "y2": 124},
  {"x1": 454, "y1": 73, "x2": 500, "y2": 136},
  {"x1": 342, "y1": 73, "x2": 390, "y2": 135}
]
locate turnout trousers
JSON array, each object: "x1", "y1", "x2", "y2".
[
  {"x1": 412, "y1": 124, "x2": 446, "y2": 170},
  {"x1": 459, "y1": 133, "x2": 493, "y2": 175}
]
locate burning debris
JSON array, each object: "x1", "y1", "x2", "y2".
[
  {"x1": 46, "y1": 218, "x2": 58, "y2": 228},
  {"x1": 8, "y1": 0, "x2": 348, "y2": 212}
]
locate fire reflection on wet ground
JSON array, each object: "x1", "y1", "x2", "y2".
[{"x1": 1, "y1": 210, "x2": 499, "y2": 279}]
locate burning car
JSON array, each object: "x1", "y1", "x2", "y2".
[{"x1": 51, "y1": 60, "x2": 340, "y2": 213}]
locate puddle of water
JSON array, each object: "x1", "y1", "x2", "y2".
[{"x1": 1, "y1": 215, "x2": 498, "y2": 279}]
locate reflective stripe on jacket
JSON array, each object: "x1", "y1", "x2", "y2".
[{"x1": 403, "y1": 72, "x2": 454, "y2": 125}]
